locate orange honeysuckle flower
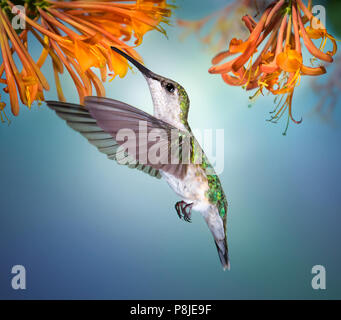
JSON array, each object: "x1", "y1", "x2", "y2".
[
  {"x1": 209, "y1": 0, "x2": 338, "y2": 134},
  {"x1": 0, "y1": 0, "x2": 173, "y2": 122}
]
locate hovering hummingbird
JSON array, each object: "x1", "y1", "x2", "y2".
[{"x1": 46, "y1": 47, "x2": 230, "y2": 270}]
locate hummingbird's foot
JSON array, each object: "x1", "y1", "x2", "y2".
[
  {"x1": 183, "y1": 203, "x2": 193, "y2": 223},
  {"x1": 175, "y1": 201, "x2": 184, "y2": 220},
  {"x1": 175, "y1": 201, "x2": 193, "y2": 223}
]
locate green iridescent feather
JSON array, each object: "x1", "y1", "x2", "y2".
[
  {"x1": 177, "y1": 84, "x2": 190, "y2": 130},
  {"x1": 202, "y1": 156, "x2": 227, "y2": 219}
]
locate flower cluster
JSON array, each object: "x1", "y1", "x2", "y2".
[
  {"x1": 209, "y1": 0, "x2": 338, "y2": 134},
  {"x1": 0, "y1": 0, "x2": 172, "y2": 122}
]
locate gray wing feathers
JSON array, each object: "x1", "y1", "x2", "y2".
[
  {"x1": 84, "y1": 96, "x2": 190, "y2": 179},
  {"x1": 46, "y1": 100, "x2": 161, "y2": 179}
]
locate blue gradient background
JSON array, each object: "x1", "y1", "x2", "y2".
[{"x1": 1, "y1": 0, "x2": 341, "y2": 299}]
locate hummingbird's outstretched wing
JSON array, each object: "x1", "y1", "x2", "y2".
[
  {"x1": 46, "y1": 97, "x2": 192, "y2": 179},
  {"x1": 46, "y1": 100, "x2": 161, "y2": 179}
]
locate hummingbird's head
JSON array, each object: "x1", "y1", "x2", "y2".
[{"x1": 111, "y1": 47, "x2": 190, "y2": 130}]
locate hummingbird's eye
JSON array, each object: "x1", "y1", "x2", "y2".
[{"x1": 165, "y1": 83, "x2": 175, "y2": 93}]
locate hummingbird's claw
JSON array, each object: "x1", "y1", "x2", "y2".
[
  {"x1": 175, "y1": 202, "x2": 183, "y2": 220},
  {"x1": 184, "y1": 203, "x2": 193, "y2": 223},
  {"x1": 184, "y1": 216, "x2": 192, "y2": 223},
  {"x1": 174, "y1": 201, "x2": 193, "y2": 223}
]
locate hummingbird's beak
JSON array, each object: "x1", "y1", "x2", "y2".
[{"x1": 111, "y1": 47, "x2": 159, "y2": 80}]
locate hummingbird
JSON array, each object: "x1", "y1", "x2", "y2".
[{"x1": 46, "y1": 47, "x2": 230, "y2": 270}]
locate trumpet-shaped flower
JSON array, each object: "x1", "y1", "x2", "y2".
[
  {"x1": 209, "y1": 0, "x2": 338, "y2": 134},
  {"x1": 0, "y1": 0, "x2": 172, "y2": 121}
]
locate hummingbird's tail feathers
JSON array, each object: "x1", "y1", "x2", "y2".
[
  {"x1": 45, "y1": 100, "x2": 162, "y2": 179},
  {"x1": 203, "y1": 205, "x2": 230, "y2": 270},
  {"x1": 214, "y1": 238, "x2": 230, "y2": 271}
]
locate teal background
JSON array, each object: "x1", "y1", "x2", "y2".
[{"x1": 0, "y1": 0, "x2": 341, "y2": 299}]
